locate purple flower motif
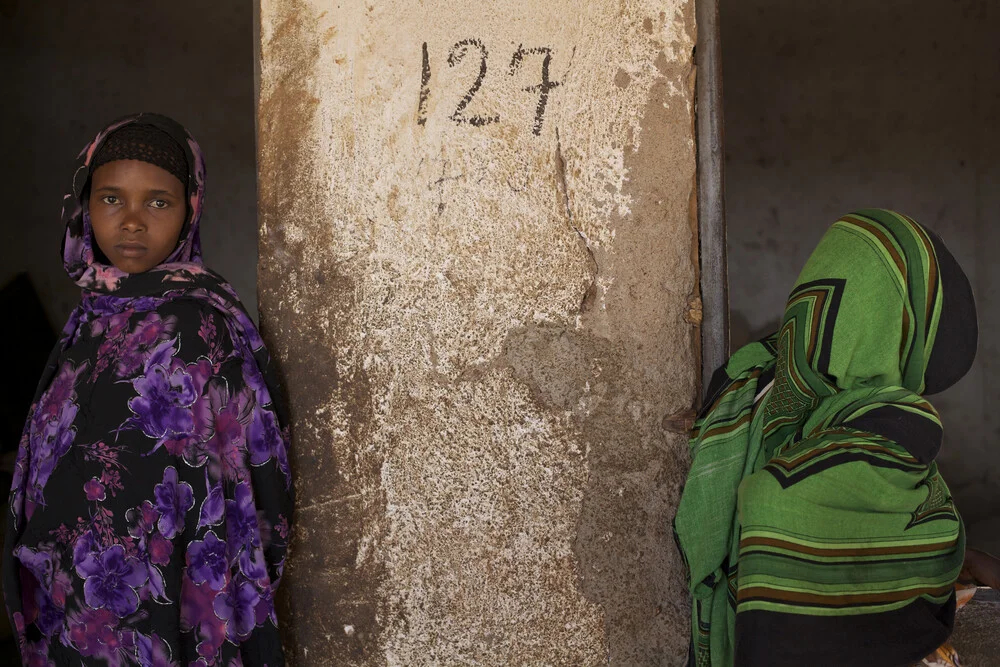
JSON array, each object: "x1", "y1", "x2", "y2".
[
  {"x1": 198, "y1": 470, "x2": 225, "y2": 529},
  {"x1": 255, "y1": 583, "x2": 278, "y2": 627},
  {"x1": 248, "y1": 406, "x2": 291, "y2": 489},
  {"x1": 104, "y1": 310, "x2": 133, "y2": 340},
  {"x1": 76, "y1": 545, "x2": 148, "y2": 617},
  {"x1": 198, "y1": 311, "x2": 217, "y2": 345},
  {"x1": 115, "y1": 313, "x2": 177, "y2": 378},
  {"x1": 126, "y1": 500, "x2": 159, "y2": 539},
  {"x1": 225, "y1": 482, "x2": 260, "y2": 560},
  {"x1": 97, "y1": 623, "x2": 122, "y2": 650},
  {"x1": 72, "y1": 532, "x2": 98, "y2": 571},
  {"x1": 241, "y1": 357, "x2": 268, "y2": 398},
  {"x1": 129, "y1": 631, "x2": 172, "y2": 667},
  {"x1": 205, "y1": 383, "x2": 250, "y2": 463},
  {"x1": 18, "y1": 638, "x2": 55, "y2": 667},
  {"x1": 188, "y1": 531, "x2": 229, "y2": 591},
  {"x1": 84, "y1": 477, "x2": 106, "y2": 502},
  {"x1": 36, "y1": 361, "x2": 86, "y2": 421},
  {"x1": 154, "y1": 467, "x2": 195, "y2": 539},
  {"x1": 213, "y1": 577, "x2": 260, "y2": 642},
  {"x1": 65, "y1": 606, "x2": 118, "y2": 657},
  {"x1": 28, "y1": 404, "x2": 78, "y2": 502},
  {"x1": 239, "y1": 546, "x2": 267, "y2": 581},
  {"x1": 147, "y1": 562, "x2": 169, "y2": 602},
  {"x1": 247, "y1": 408, "x2": 280, "y2": 467},
  {"x1": 132, "y1": 313, "x2": 174, "y2": 348},
  {"x1": 133, "y1": 296, "x2": 163, "y2": 312},
  {"x1": 87, "y1": 264, "x2": 126, "y2": 292},
  {"x1": 26, "y1": 363, "x2": 85, "y2": 511},
  {"x1": 148, "y1": 533, "x2": 174, "y2": 566},
  {"x1": 14, "y1": 546, "x2": 54, "y2": 589},
  {"x1": 145, "y1": 336, "x2": 178, "y2": 373},
  {"x1": 81, "y1": 293, "x2": 127, "y2": 319},
  {"x1": 33, "y1": 588, "x2": 64, "y2": 637},
  {"x1": 127, "y1": 361, "x2": 198, "y2": 441}
]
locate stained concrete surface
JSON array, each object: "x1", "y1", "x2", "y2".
[
  {"x1": 257, "y1": 0, "x2": 699, "y2": 663},
  {"x1": 722, "y1": 0, "x2": 1000, "y2": 554},
  {"x1": 951, "y1": 589, "x2": 1000, "y2": 667},
  {"x1": 0, "y1": 1, "x2": 259, "y2": 324}
]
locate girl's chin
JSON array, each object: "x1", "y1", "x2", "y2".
[
  {"x1": 110, "y1": 259, "x2": 156, "y2": 274},
  {"x1": 105, "y1": 250, "x2": 171, "y2": 274}
]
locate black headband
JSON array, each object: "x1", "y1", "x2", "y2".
[{"x1": 90, "y1": 123, "x2": 189, "y2": 189}]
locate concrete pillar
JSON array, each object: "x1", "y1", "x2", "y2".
[{"x1": 257, "y1": 1, "x2": 699, "y2": 664}]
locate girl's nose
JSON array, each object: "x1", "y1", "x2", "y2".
[{"x1": 121, "y1": 208, "x2": 145, "y2": 232}]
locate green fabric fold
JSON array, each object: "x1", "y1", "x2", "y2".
[{"x1": 675, "y1": 210, "x2": 964, "y2": 667}]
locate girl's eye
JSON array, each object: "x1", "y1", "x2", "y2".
[
  {"x1": 150, "y1": 200, "x2": 169, "y2": 209},
  {"x1": 101, "y1": 195, "x2": 120, "y2": 205}
]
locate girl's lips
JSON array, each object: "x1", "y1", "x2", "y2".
[{"x1": 116, "y1": 243, "x2": 147, "y2": 258}]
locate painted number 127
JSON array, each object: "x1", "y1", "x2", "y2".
[{"x1": 417, "y1": 40, "x2": 562, "y2": 136}]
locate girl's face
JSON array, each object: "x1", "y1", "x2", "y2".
[{"x1": 89, "y1": 159, "x2": 186, "y2": 274}]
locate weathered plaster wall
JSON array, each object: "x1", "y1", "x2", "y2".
[
  {"x1": 0, "y1": 0, "x2": 259, "y2": 324},
  {"x1": 257, "y1": 1, "x2": 699, "y2": 664},
  {"x1": 723, "y1": 0, "x2": 1000, "y2": 553}
]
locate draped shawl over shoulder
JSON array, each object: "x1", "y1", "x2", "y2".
[
  {"x1": 675, "y1": 210, "x2": 977, "y2": 667},
  {"x1": 2, "y1": 114, "x2": 293, "y2": 666}
]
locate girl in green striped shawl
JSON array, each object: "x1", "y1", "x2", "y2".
[{"x1": 675, "y1": 210, "x2": 997, "y2": 666}]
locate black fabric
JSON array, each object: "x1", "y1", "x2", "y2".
[
  {"x1": 756, "y1": 366, "x2": 775, "y2": 399},
  {"x1": 90, "y1": 122, "x2": 189, "y2": 189},
  {"x1": 3, "y1": 274, "x2": 293, "y2": 665},
  {"x1": 700, "y1": 362, "x2": 734, "y2": 416},
  {"x1": 923, "y1": 229, "x2": 978, "y2": 395},
  {"x1": 734, "y1": 594, "x2": 956, "y2": 667},
  {"x1": 846, "y1": 405, "x2": 943, "y2": 464}
]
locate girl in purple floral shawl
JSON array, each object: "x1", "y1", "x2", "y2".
[{"x1": 2, "y1": 113, "x2": 293, "y2": 666}]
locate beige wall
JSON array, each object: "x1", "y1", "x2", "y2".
[
  {"x1": 257, "y1": 0, "x2": 700, "y2": 664},
  {"x1": 722, "y1": 0, "x2": 999, "y2": 553}
]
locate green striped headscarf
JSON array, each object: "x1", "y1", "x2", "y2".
[{"x1": 675, "y1": 210, "x2": 975, "y2": 666}]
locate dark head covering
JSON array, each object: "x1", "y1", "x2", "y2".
[
  {"x1": 923, "y1": 229, "x2": 979, "y2": 395},
  {"x1": 89, "y1": 122, "x2": 190, "y2": 190}
]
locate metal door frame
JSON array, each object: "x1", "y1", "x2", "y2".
[{"x1": 696, "y1": 0, "x2": 729, "y2": 396}]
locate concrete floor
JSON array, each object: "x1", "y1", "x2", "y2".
[{"x1": 951, "y1": 589, "x2": 1000, "y2": 667}]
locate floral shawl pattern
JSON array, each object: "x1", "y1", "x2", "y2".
[{"x1": 2, "y1": 114, "x2": 293, "y2": 666}]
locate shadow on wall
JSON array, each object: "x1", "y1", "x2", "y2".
[
  {"x1": 721, "y1": 0, "x2": 999, "y2": 551},
  {"x1": 0, "y1": 273, "x2": 55, "y2": 661},
  {"x1": 0, "y1": 1, "x2": 259, "y2": 328}
]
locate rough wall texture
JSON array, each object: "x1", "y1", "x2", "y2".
[
  {"x1": 257, "y1": 1, "x2": 699, "y2": 664},
  {"x1": 0, "y1": 0, "x2": 259, "y2": 323},
  {"x1": 722, "y1": 0, "x2": 999, "y2": 554}
]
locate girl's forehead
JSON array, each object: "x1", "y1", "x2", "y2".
[{"x1": 90, "y1": 159, "x2": 186, "y2": 192}]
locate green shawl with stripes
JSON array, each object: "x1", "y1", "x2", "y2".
[{"x1": 675, "y1": 210, "x2": 965, "y2": 666}]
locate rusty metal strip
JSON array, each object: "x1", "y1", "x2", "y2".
[{"x1": 696, "y1": 0, "x2": 730, "y2": 399}]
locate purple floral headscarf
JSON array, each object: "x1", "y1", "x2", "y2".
[{"x1": 3, "y1": 114, "x2": 293, "y2": 666}]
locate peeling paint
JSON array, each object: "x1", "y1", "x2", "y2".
[{"x1": 258, "y1": 0, "x2": 699, "y2": 664}]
